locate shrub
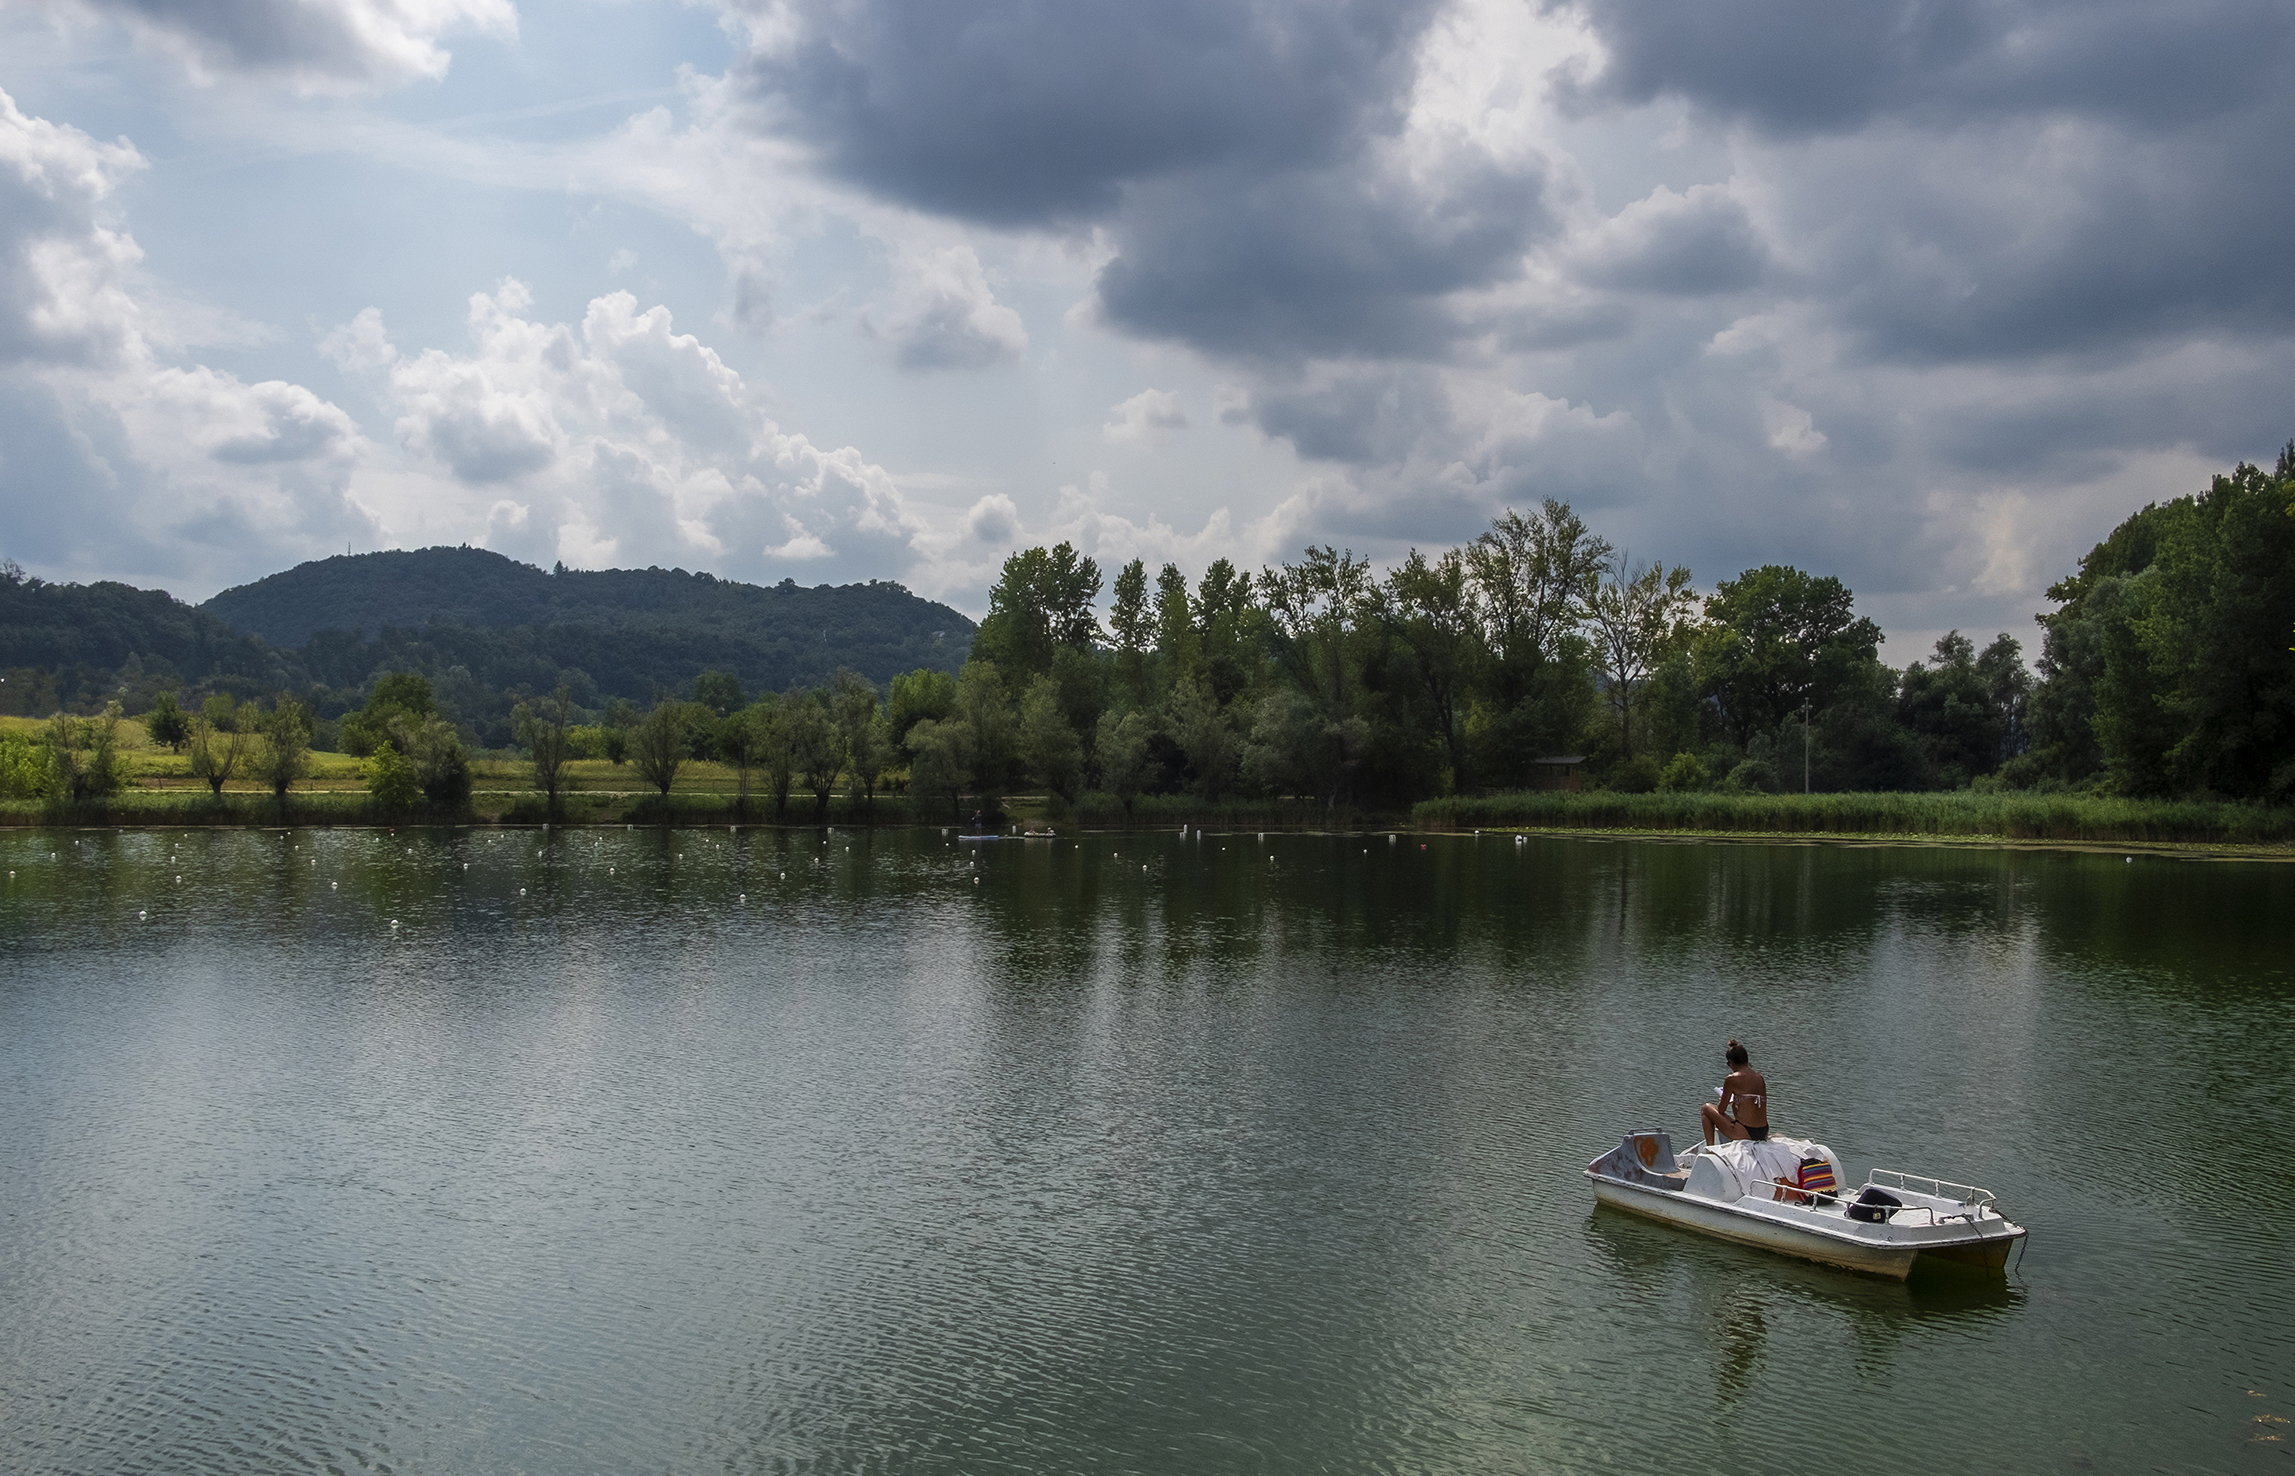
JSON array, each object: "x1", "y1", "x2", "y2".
[
  {"x1": 1658, "y1": 752, "x2": 1710, "y2": 792},
  {"x1": 365, "y1": 742, "x2": 422, "y2": 811},
  {"x1": 0, "y1": 732, "x2": 46, "y2": 798},
  {"x1": 1722, "y1": 759, "x2": 1779, "y2": 794},
  {"x1": 1609, "y1": 753, "x2": 1663, "y2": 793}
]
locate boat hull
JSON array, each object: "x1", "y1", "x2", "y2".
[{"x1": 1591, "y1": 1176, "x2": 1923, "y2": 1278}]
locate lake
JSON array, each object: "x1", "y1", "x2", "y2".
[{"x1": 2, "y1": 826, "x2": 2290, "y2": 1474}]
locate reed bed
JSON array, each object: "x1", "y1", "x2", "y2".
[{"x1": 1412, "y1": 789, "x2": 2295, "y2": 845}]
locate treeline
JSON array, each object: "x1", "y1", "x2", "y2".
[
  {"x1": 840, "y1": 512, "x2": 2036, "y2": 819},
  {"x1": 823, "y1": 446, "x2": 2290, "y2": 816}
]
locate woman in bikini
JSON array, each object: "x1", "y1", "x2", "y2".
[{"x1": 1699, "y1": 1039, "x2": 1770, "y2": 1145}]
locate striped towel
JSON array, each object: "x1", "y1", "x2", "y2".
[{"x1": 1798, "y1": 1159, "x2": 1839, "y2": 1197}]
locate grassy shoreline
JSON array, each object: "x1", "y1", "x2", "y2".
[
  {"x1": 9, "y1": 771, "x2": 2293, "y2": 857},
  {"x1": 1413, "y1": 789, "x2": 2295, "y2": 848}
]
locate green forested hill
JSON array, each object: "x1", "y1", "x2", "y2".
[
  {"x1": 200, "y1": 548, "x2": 973, "y2": 698},
  {"x1": 0, "y1": 569, "x2": 292, "y2": 689},
  {"x1": 1, "y1": 549, "x2": 972, "y2": 722}
]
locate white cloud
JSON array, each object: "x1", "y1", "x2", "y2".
[
  {"x1": 1102, "y1": 387, "x2": 1187, "y2": 443},
  {"x1": 867, "y1": 243, "x2": 1027, "y2": 371},
  {"x1": 0, "y1": 86, "x2": 372, "y2": 590},
  {"x1": 1758, "y1": 395, "x2": 1827, "y2": 457},
  {"x1": 327, "y1": 281, "x2": 929, "y2": 580},
  {"x1": 0, "y1": 87, "x2": 146, "y2": 369},
  {"x1": 963, "y1": 492, "x2": 1019, "y2": 545}
]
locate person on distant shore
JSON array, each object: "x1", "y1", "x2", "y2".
[{"x1": 1700, "y1": 1040, "x2": 1770, "y2": 1145}]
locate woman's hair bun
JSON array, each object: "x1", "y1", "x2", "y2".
[{"x1": 1726, "y1": 1039, "x2": 1741, "y2": 1049}]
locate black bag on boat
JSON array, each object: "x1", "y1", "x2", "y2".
[{"x1": 1847, "y1": 1186, "x2": 1902, "y2": 1223}]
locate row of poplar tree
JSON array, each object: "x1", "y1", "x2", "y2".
[{"x1": 876, "y1": 444, "x2": 2295, "y2": 811}]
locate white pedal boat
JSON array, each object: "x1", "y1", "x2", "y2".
[{"x1": 1585, "y1": 1130, "x2": 2026, "y2": 1280}]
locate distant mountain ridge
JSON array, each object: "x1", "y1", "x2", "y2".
[
  {"x1": 2, "y1": 549, "x2": 972, "y2": 716},
  {"x1": 198, "y1": 548, "x2": 973, "y2": 698}
]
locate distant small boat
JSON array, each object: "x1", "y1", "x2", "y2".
[
  {"x1": 1585, "y1": 1130, "x2": 2026, "y2": 1279},
  {"x1": 957, "y1": 834, "x2": 1001, "y2": 842}
]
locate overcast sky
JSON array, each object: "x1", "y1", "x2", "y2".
[{"x1": 3, "y1": 0, "x2": 2290, "y2": 655}]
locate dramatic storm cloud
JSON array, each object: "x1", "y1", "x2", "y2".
[{"x1": 0, "y1": 0, "x2": 2289, "y2": 636}]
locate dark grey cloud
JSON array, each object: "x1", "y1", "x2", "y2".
[
  {"x1": 1570, "y1": 185, "x2": 1765, "y2": 296},
  {"x1": 1789, "y1": 115, "x2": 2295, "y2": 364},
  {"x1": 1095, "y1": 154, "x2": 1552, "y2": 360},
  {"x1": 1557, "y1": 0, "x2": 2295, "y2": 365},
  {"x1": 732, "y1": 0, "x2": 1441, "y2": 225},
  {"x1": 730, "y1": 0, "x2": 1552, "y2": 363},
  {"x1": 1558, "y1": 0, "x2": 2295, "y2": 136}
]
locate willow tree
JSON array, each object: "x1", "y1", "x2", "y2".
[
  {"x1": 258, "y1": 697, "x2": 314, "y2": 800},
  {"x1": 631, "y1": 698, "x2": 686, "y2": 797}
]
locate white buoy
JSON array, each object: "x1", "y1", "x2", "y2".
[
  {"x1": 138, "y1": 910, "x2": 146, "y2": 920},
  {"x1": 519, "y1": 888, "x2": 526, "y2": 895},
  {"x1": 390, "y1": 919, "x2": 399, "y2": 928}
]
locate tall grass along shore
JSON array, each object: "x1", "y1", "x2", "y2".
[{"x1": 1414, "y1": 790, "x2": 2295, "y2": 847}]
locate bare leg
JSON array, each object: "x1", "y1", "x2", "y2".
[{"x1": 1700, "y1": 1102, "x2": 1749, "y2": 1147}]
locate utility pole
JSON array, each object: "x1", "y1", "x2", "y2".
[{"x1": 1802, "y1": 703, "x2": 1811, "y2": 794}]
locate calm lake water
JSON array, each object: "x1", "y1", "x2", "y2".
[{"x1": 2, "y1": 825, "x2": 2290, "y2": 1474}]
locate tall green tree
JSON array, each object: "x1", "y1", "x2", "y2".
[
  {"x1": 339, "y1": 672, "x2": 436, "y2": 757},
  {"x1": 144, "y1": 690, "x2": 190, "y2": 753},
  {"x1": 1193, "y1": 558, "x2": 1258, "y2": 706},
  {"x1": 1582, "y1": 554, "x2": 1697, "y2": 760},
  {"x1": 1896, "y1": 633, "x2": 2002, "y2": 789},
  {"x1": 2028, "y1": 451, "x2": 2295, "y2": 798},
  {"x1": 1261, "y1": 547, "x2": 1379, "y2": 805},
  {"x1": 1386, "y1": 547, "x2": 1476, "y2": 792},
  {"x1": 886, "y1": 668, "x2": 957, "y2": 754},
  {"x1": 693, "y1": 669, "x2": 744, "y2": 717},
  {"x1": 1166, "y1": 673, "x2": 1238, "y2": 801},
  {"x1": 952, "y1": 661, "x2": 1018, "y2": 814},
  {"x1": 1699, "y1": 566, "x2": 1885, "y2": 747},
  {"x1": 1107, "y1": 558, "x2": 1153, "y2": 708},
  {"x1": 1094, "y1": 709, "x2": 1153, "y2": 819},
  {"x1": 513, "y1": 684, "x2": 575, "y2": 813},
  {"x1": 1466, "y1": 500, "x2": 1610, "y2": 705},
  {"x1": 832, "y1": 670, "x2": 890, "y2": 810},
  {"x1": 1152, "y1": 563, "x2": 1199, "y2": 688},
  {"x1": 905, "y1": 718, "x2": 973, "y2": 820},
  {"x1": 392, "y1": 713, "x2": 472, "y2": 809},
  {"x1": 786, "y1": 694, "x2": 847, "y2": 819},
  {"x1": 1017, "y1": 673, "x2": 1084, "y2": 805},
  {"x1": 973, "y1": 542, "x2": 1103, "y2": 679}
]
